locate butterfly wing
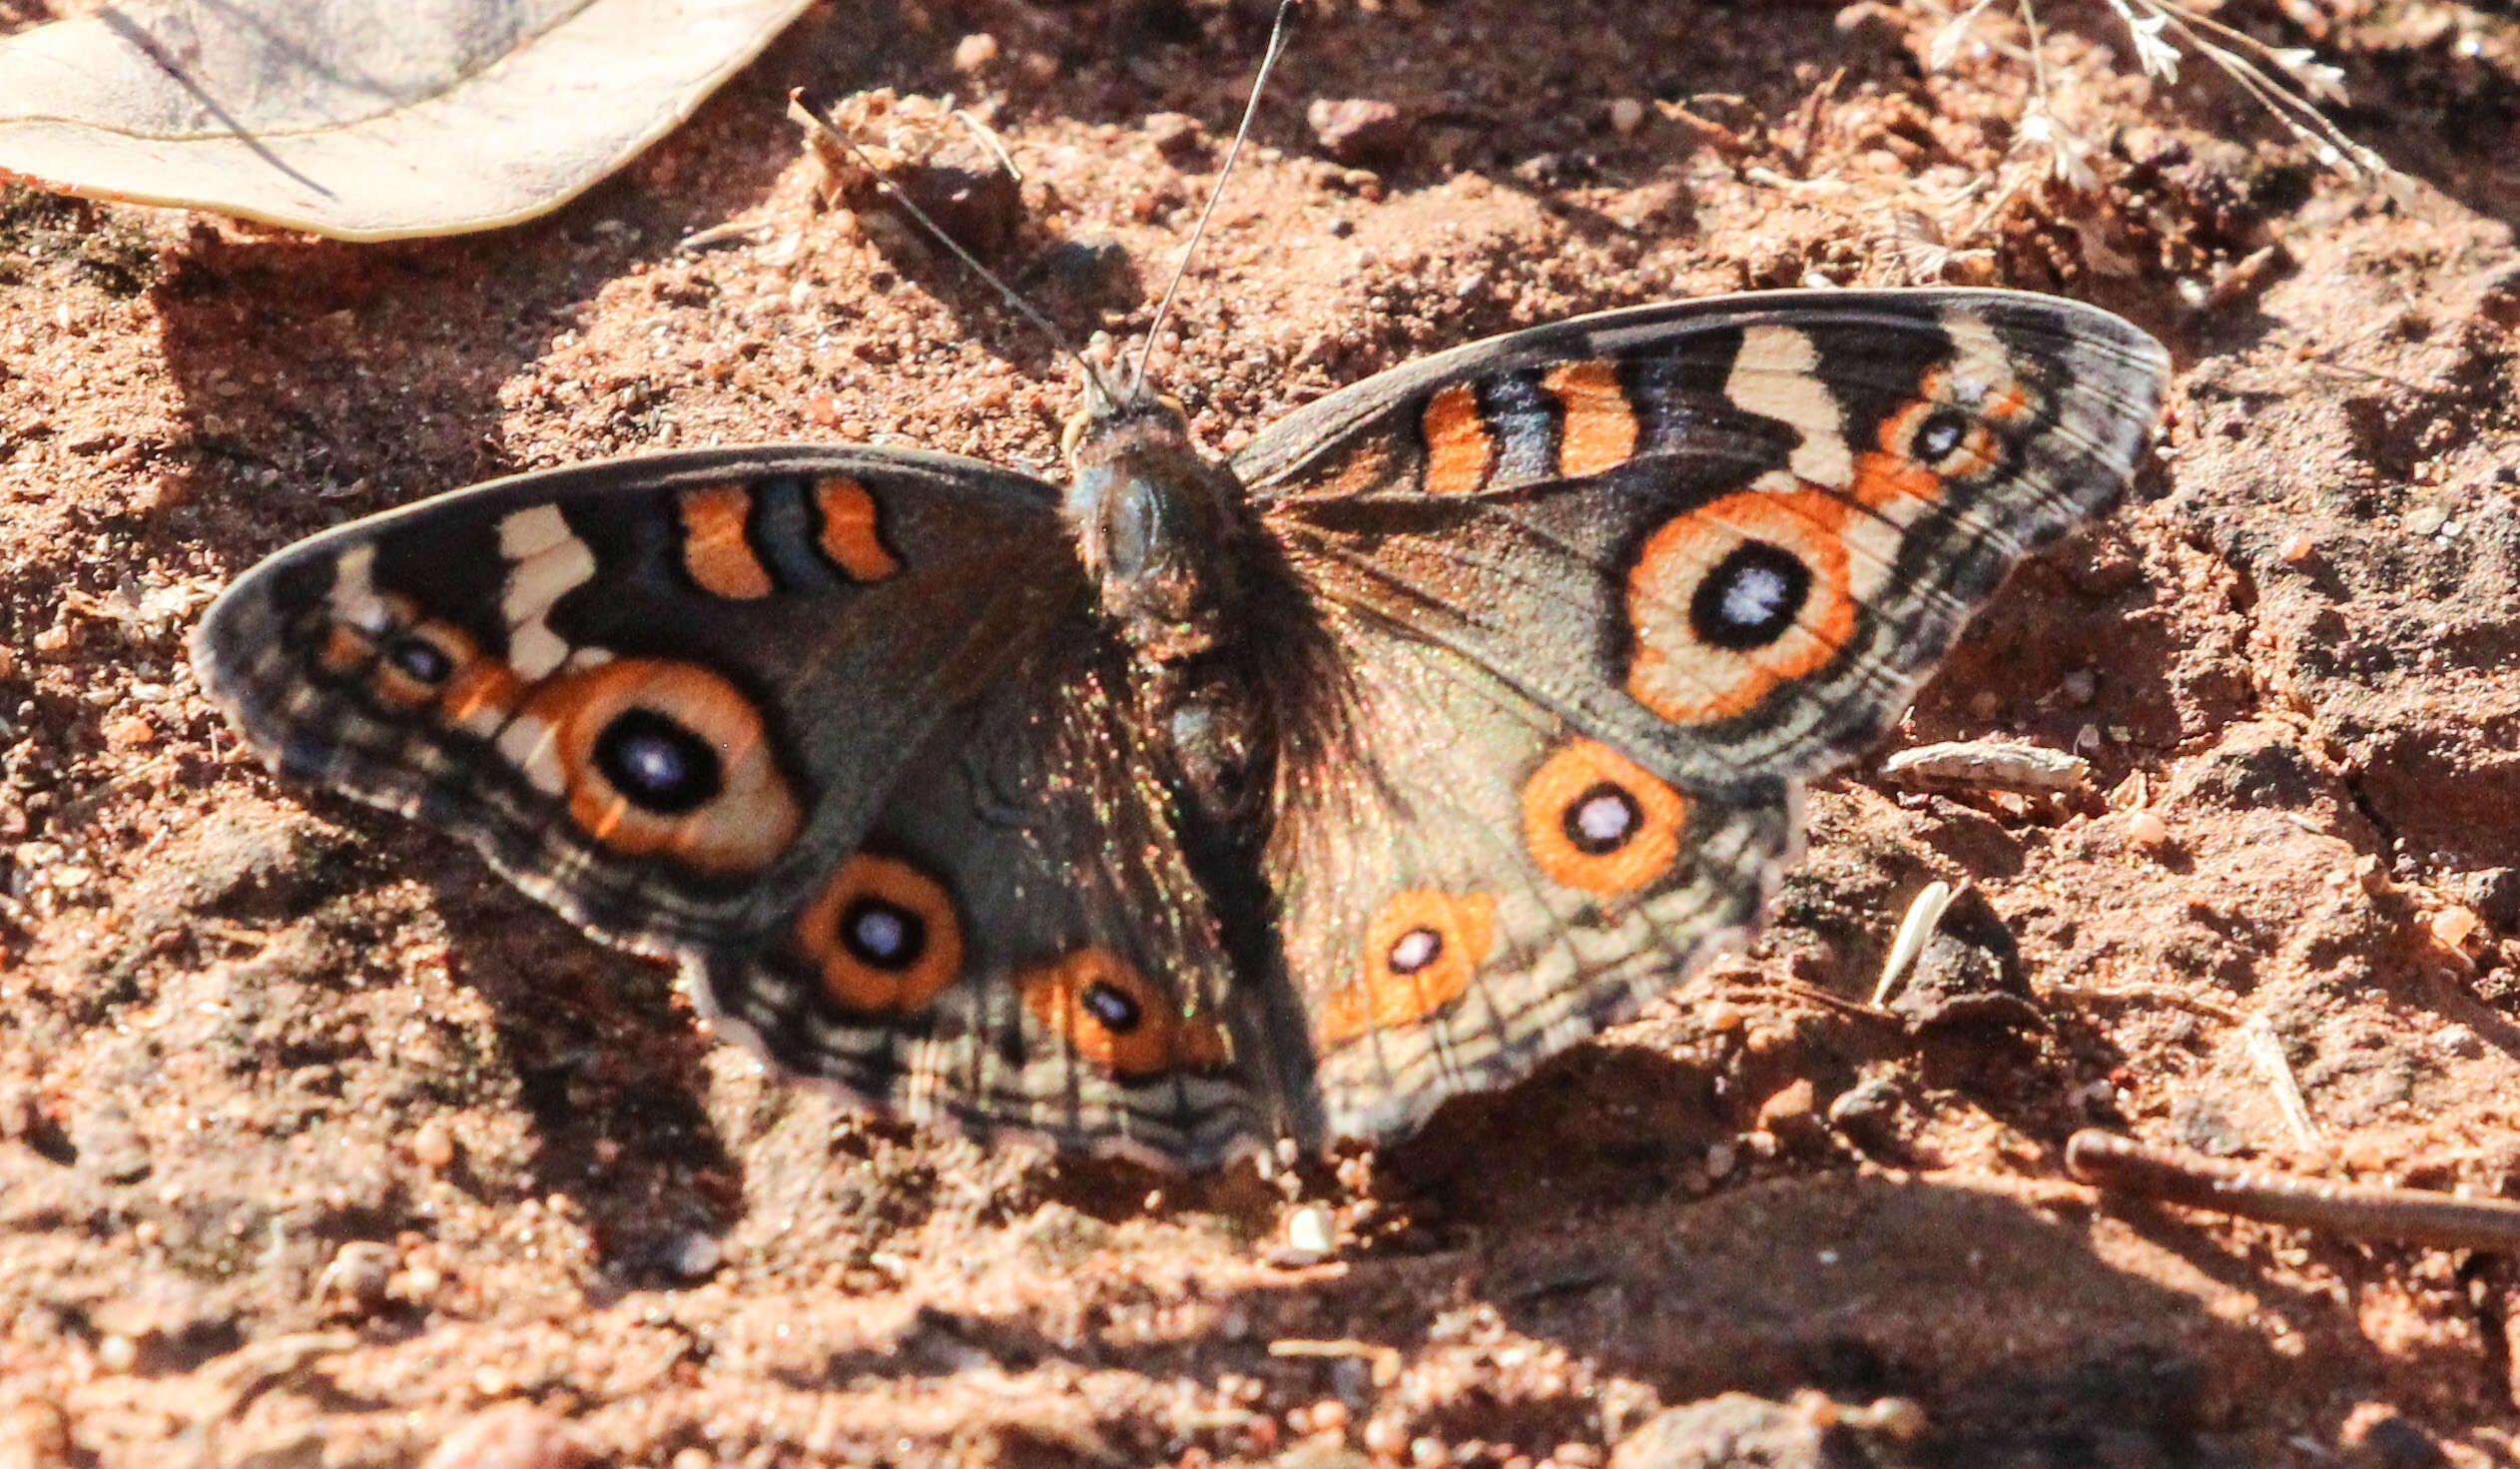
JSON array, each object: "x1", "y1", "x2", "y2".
[
  {"x1": 1240, "y1": 289, "x2": 2170, "y2": 796},
  {"x1": 1267, "y1": 612, "x2": 1798, "y2": 1145},
  {"x1": 1238, "y1": 289, "x2": 2167, "y2": 1143},
  {"x1": 194, "y1": 446, "x2": 1279, "y2": 1165}
]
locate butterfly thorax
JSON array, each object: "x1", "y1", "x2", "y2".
[
  {"x1": 1061, "y1": 390, "x2": 1294, "y2": 830},
  {"x1": 1061, "y1": 392, "x2": 1251, "y2": 664}
]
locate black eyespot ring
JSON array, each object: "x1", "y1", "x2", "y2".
[
  {"x1": 1688, "y1": 539, "x2": 1811, "y2": 651},
  {"x1": 1387, "y1": 927, "x2": 1445, "y2": 976},
  {"x1": 1080, "y1": 980, "x2": 1143, "y2": 1034},
  {"x1": 840, "y1": 896, "x2": 928, "y2": 972},
  {"x1": 1562, "y1": 782, "x2": 1643, "y2": 856},
  {"x1": 591, "y1": 708, "x2": 723, "y2": 814},
  {"x1": 383, "y1": 633, "x2": 454, "y2": 685},
  {"x1": 1912, "y1": 406, "x2": 1972, "y2": 465}
]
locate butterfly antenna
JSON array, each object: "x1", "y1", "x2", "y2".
[
  {"x1": 1127, "y1": 0, "x2": 1303, "y2": 399},
  {"x1": 787, "y1": 92, "x2": 1119, "y2": 410}
]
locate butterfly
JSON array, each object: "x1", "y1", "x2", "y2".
[{"x1": 190, "y1": 288, "x2": 2170, "y2": 1170}]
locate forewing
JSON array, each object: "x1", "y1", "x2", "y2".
[
  {"x1": 1237, "y1": 289, "x2": 2170, "y2": 798},
  {"x1": 194, "y1": 445, "x2": 1075, "y2": 951}
]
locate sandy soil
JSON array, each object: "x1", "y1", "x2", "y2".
[{"x1": 2, "y1": 0, "x2": 2517, "y2": 1463}]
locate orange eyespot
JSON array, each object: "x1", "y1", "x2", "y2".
[
  {"x1": 1019, "y1": 948, "x2": 1229, "y2": 1080},
  {"x1": 518, "y1": 658, "x2": 801, "y2": 873},
  {"x1": 1624, "y1": 485, "x2": 1858, "y2": 727},
  {"x1": 1319, "y1": 889, "x2": 1499, "y2": 1045},
  {"x1": 1522, "y1": 740, "x2": 1688, "y2": 895},
  {"x1": 367, "y1": 618, "x2": 484, "y2": 709},
  {"x1": 794, "y1": 853, "x2": 964, "y2": 1016}
]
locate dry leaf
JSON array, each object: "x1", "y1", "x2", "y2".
[{"x1": 0, "y1": 0, "x2": 816, "y2": 241}]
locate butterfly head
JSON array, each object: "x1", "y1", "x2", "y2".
[{"x1": 1061, "y1": 388, "x2": 1245, "y2": 663}]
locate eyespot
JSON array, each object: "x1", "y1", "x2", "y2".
[
  {"x1": 1521, "y1": 740, "x2": 1688, "y2": 895},
  {"x1": 590, "y1": 707, "x2": 721, "y2": 815},
  {"x1": 517, "y1": 659, "x2": 801, "y2": 873},
  {"x1": 1318, "y1": 889, "x2": 1499, "y2": 1045},
  {"x1": 1689, "y1": 540, "x2": 1811, "y2": 652},
  {"x1": 367, "y1": 620, "x2": 471, "y2": 708},
  {"x1": 383, "y1": 632, "x2": 454, "y2": 685},
  {"x1": 1019, "y1": 948, "x2": 1229, "y2": 1079},
  {"x1": 796, "y1": 853, "x2": 963, "y2": 1015},
  {"x1": 1624, "y1": 485, "x2": 1857, "y2": 727}
]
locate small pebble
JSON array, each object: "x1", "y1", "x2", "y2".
[
  {"x1": 951, "y1": 32, "x2": 998, "y2": 70},
  {"x1": 1411, "y1": 1438, "x2": 1448, "y2": 1467},
  {"x1": 1144, "y1": 112, "x2": 1204, "y2": 159},
  {"x1": 1754, "y1": 1079, "x2": 1817, "y2": 1136},
  {"x1": 1555, "y1": 1444, "x2": 1603, "y2": 1467},
  {"x1": 1288, "y1": 1200, "x2": 1338, "y2": 1258},
  {"x1": 1703, "y1": 1140, "x2": 1737, "y2": 1180},
  {"x1": 2279, "y1": 531, "x2": 2315, "y2": 562},
  {"x1": 2431, "y1": 906, "x2": 2482, "y2": 952},
  {"x1": 2060, "y1": 669, "x2": 2099, "y2": 705},
  {"x1": 409, "y1": 1119, "x2": 456, "y2": 1171},
  {"x1": 1310, "y1": 1399, "x2": 1351, "y2": 1434},
  {"x1": 670, "y1": 1449, "x2": 714, "y2": 1469},
  {"x1": 96, "y1": 1333, "x2": 137, "y2": 1372},
  {"x1": 1858, "y1": 1397, "x2": 1929, "y2": 1439},
  {"x1": 660, "y1": 1230, "x2": 723, "y2": 1281},
  {"x1": 2126, "y1": 810, "x2": 2169, "y2": 848},
  {"x1": 1607, "y1": 98, "x2": 1645, "y2": 136},
  {"x1": 1365, "y1": 1415, "x2": 1410, "y2": 1457},
  {"x1": 1308, "y1": 97, "x2": 1412, "y2": 166},
  {"x1": 315, "y1": 1240, "x2": 397, "y2": 1314}
]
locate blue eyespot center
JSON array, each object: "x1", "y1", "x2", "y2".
[
  {"x1": 384, "y1": 634, "x2": 454, "y2": 684},
  {"x1": 1912, "y1": 406, "x2": 1971, "y2": 464},
  {"x1": 1081, "y1": 980, "x2": 1142, "y2": 1034},
  {"x1": 1563, "y1": 782, "x2": 1642, "y2": 856},
  {"x1": 1386, "y1": 927, "x2": 1444, "y2": 975},
  {"x1": 593, "y1": 708, "x2": 722, "y2": 814},
  {"x1": 1690, "y1": 539, "x2": 1810, "y2": 651},
  {"x1": 841, "y1": 897, "x2": 926, "y2": 971}
]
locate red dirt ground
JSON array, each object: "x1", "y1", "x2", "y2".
[{"x1": 2, "y1": 0, "x2": 2517, "y2": 1464}]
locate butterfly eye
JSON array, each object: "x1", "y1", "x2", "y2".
[
  {"x1": 796, "y1": 853, "x2": 963, "y2": 1015},
  {"x1": 1521, "y1": 740, "x2": 1688, "y2": 895},
  {"x1": 1060, "y1": 407, "x2": 1095, "y2": 466}
]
